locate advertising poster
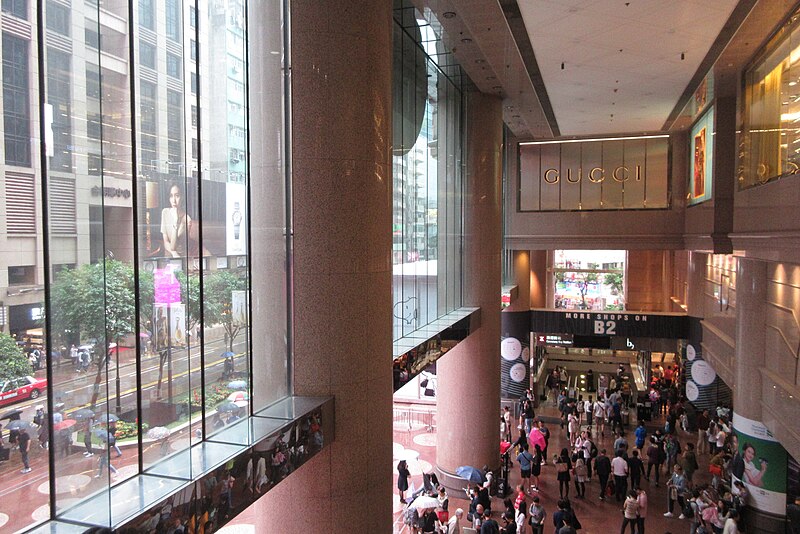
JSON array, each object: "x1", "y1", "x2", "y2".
[
  {"x1": 139, "y1": 177, "x2": 229, "y2": 259},
  {"x1": 689, "y1": 106, "x2": 714, "y2": 205},
  {"x1": 153, "y1": 303, "x2": 187, "y2": 350},
  {"x1": 231, "y1": 290, "x2": 247, "y2": 324},
  {"x1": 730, "y1": 412, "x2": 788, "y2": 516},
  {"x1": 226, "y1": 182, "x2": 247, "y2": 256}
]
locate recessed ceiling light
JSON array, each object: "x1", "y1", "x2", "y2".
[
  {"x1": 475, "y1": 59, "x2": 485, "y2": 64},
  {"x1": 461, "y1": 38, "x2": 472, "y2": 43},
  {"x1": 487, "y1": 76, "x2": 496, "y2": 80},
  {"x1": 493, "y1": 85, "x2": 502, "y2": 90},
  {"x1": 442, "y1": 11, "x2": 456, "y2": 19}
]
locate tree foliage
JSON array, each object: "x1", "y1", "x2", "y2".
[
  {"x1": 204, "y1": 270, "x2": 247, "y2": 351},
  {"x1": 0, "y1": 333, "x2": 32, "y2": 382}
]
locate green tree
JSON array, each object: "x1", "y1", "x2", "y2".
[
  {"x1": 204, "y1": 270, "x2": 247, "y2": 351},
  {"x1": 577, "y1": 272, "x2": 598, "y2": 309},
  {"x1": 51, "y1": 259, "x2": 137, "y2": 408},
  {"x1": 604, "y1": 272, "x2": 624, "y2": 295},
  {"x1": 0, "y1": 333, "x2": 32, "y2": 382}
]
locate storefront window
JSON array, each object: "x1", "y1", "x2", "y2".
[
  {"x1": 740, "y1": 11, "x2": 800, "y2": 188},
  {"x1": 553, "y1": 250, "x2": 627, "y2": 310},
  {"x1": 392, "y1": 3, "x2": 464, "y2": 340},
  {"x1": 0, "y1": 1, "x2": 287, "y2": 531}
]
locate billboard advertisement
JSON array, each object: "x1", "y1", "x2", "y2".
[
  {"x1": 689, "y1": 106, "x2": 714, "y2": 206},
  {"x1": 153, "y1": 303, "x2": 187, "y2": 350},
  {"x1": 730, "y1": 412, "x2": 788, "y2": 516},
  {"x1": 140, "y1": 177, "x2": 243, "y2": 260}
]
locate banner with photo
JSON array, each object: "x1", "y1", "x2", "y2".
[
  {"x1": 689, "y1": 106, "x2": 714, "y2": 206},
  {"x1": 153, "y1": 303, "x2": 187, "y2": 350},
  {"x1": 730, "y1": 412, "x2": 788, "y2": 516},
  {"x1": 139, "y1": 177, "x2": 231, "y2": 259}
]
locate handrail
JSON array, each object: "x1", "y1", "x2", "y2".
[{"x1": 766, "y1": 300, "x2": 800, "y2": 358}]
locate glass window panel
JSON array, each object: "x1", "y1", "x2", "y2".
[
  {"x1": 2, "y1": 32, "x2": 31, "y2": 167},
  {"x1": 2, "y1": 0, "x2": 27, "y2": 19}
]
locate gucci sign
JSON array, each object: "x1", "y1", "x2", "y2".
[{"x1": 519, "y1": 135, "x2": 671, "y2": 211}]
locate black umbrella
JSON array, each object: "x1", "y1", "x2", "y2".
[
  {"x1": 72, "y1": 408, "x2": 96, "y2": 421},
  {"x1": 0, "y1": 408, "x2": 23, "y2": 421},
  {"x1": 5, "y1": 420, "x2": 31, "y2": 431},
  {"x1": 216, "y1": 402, "x2": 240, "y2": 413}
]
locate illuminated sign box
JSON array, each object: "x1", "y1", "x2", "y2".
[{"x1": 518, "y1": 136, "x2": 670, "y2": 211}]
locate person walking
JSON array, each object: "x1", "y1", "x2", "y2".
[
  {"x1": 611, "y1": 450, "x2": 629, "y2": 502},
  {"x1": 636, "y1": 488, "x2": 648, "y2": 534},
  {"x1": 620, "y1": 490, "x2": 639, "y2": 534},
  {"x1": 595, "y1": 448, "x2": 612, "y2": 501},
  {"x1": 531, "y1": 444, "x2": 543, "y2": 490},
  {"x1": 528, "y1": 496, "x2": 546, "y2": 534},
  {"x1": 573, "y1": 457, "x2": 588, "y2": 499},
  {"x1": 696, "y1": 409, "x2": 710, "y2": 454},
  {"x1": 628, "y1": 449, "x2": 644, "y2": 490},
  {"x1": 645, "y1": 437, "x2": 663, "y2": 486},
  {"x1": 682, "y1": 442, "x2": 699, "y2": 488}
]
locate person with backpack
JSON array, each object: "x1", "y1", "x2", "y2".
[
  {"x1": 646, "y1": 436, "x2": 664, "y2": 486},
  {"x1": 627, "y1": 449, "x2": 645, "y2": 490},
  {"x1": 634, "y1": 421, "x2": 647, "y2": 451},
  {"x1": 538, "y1": 420, "x2": 551, "y2": 464}
]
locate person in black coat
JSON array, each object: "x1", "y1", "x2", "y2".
[
  {"x1": 397, "y1": 460, "x2": 410, "y2": 503},
  {"x1": 595, "y1": 448, "x2": 612, "y2": 501}
]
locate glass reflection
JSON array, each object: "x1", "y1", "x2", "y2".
[
  {"x1": 392, "y1": 8, "x2": 464, "y2": 342},
  {"x1": 0, "y1": 0, "x2": 278, "y2": 530}
]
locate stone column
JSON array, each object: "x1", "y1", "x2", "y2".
[
  {"x1": 436, "y1": 91, "x2": 503, "y2": 484},
  {"x1": 505, "y1": 250, "x2": 530, "y2": 311},
  {"x1": 686, "y1": 251, "x2": 707, "y2": 318},
  {"x1": 253, "y1": 2, "x2": 393, "y2": 532},
  {"x1": 530, "y1": 250, "x2": 548, "y2": 308},
  {"x1": 732, "y1": 258, "x2": 767, "y2": 421}
]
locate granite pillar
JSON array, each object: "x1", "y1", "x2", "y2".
[
  {"x1": 733, "y1": 258, "x2": 767, "y2": 421},
  {"x1": 686, "y1": 251, "x2": 707, "y2": 318},
  {"x1": 252, "y1": 1, "x2": 393, "y2": 532},
  {"x1": 436, "y1": 91, "x2": 503, "y2": 484},
  {"x1": 530, "y1": 250, "x2": 548, "y2": 308},
  {"x1": 505, "y1": 250, "x2": 530, "y2": 312}
]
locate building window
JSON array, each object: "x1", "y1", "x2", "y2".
[
  {"x1": 167, "y1": 89, "x2": 183, "y2": 164},
  {"x1": 85, "y1": 27, "x2": 99, "y2": 49},
  {"x1": 87, "y1": 153, "x2": 102, "y2": 176},
  {"x1": 191, "y1": 137, "x2": 198, "y2": 159},
  {"x1": 2, "y1": 0, "x2": 27, "y2": 19},
  {"x1": 5, "y1": 172, "x2": 35, "y2": 234},
  {"x1": 46, "y1": 47, "x2": 72, "y2": 172},
  {"x1": 2, "y1": 33, "x2": 31, "y2": 167},
  {"x1": 49, "y1": 176, "x2": 76, "y2": 234},
  {"x1": 86, "y1": 65, "x2": 100, "y2": 100},
  {"x1": 139, "y1": 0, "x2": 154, "y2": 30},
  {"x1": 190, "y1": 72, "x2": 198, "y2": 94},
  {"x1": 87, "y1": 112, "x2": 101, "y2": 140},
  {"x1": 191, "y1": 104, "x2": 198, "y2": 127},
  {"x1": 189, "y1": 5, "x2": 197, "y2": 28},
  {"x1": 7, "y1": 265, "x2": 35, "y2": 285},
  {"x1": 139, "y1": 80, "x2": 157, "y2": 165},
  {"x1": 139, "y1": 40, "x2": 155, "y2": 69},
  {"x1": 552, "y1": 250, "x2": 627, "y2": 311},
  {"x1": 165, "y1": 0, "x2": 181, "y2": 42},
  {"x1": 190, "y1": 39, "x2": 197, "y2": 61},
  {"x1": 166, "y1": 52, "x2": 182, "y2": 79},
  {"x1": 45, "y1": 1, "x2": 70, "y2": 36}
]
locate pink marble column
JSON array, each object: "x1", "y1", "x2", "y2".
[
  {"x1": 251, "y1": 1, "x2": 393, "y2": 532},
  {"x1": 530, "y1": 250, "x2": 548, "y2": 308},
  {"x1": 436, "y1": 92, "x2": 503, "y2": 481},
  {"x1": 505, "y1": 250, "x2": 530, "y2": 312}
]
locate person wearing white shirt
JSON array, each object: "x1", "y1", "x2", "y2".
[
  {"x1": 722, "y1": 509, "x2": 740, "y2": 534},
  {"x1": 593, "y1": 399, "x2": 607, "y2": 437},
  {"x1": 445, "y1": 508, "x2": 463, "y2": 534},
  {"x1": 611, "y1": 451, "x2": 629, "y2": 502}
]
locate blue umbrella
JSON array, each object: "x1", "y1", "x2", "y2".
[
  {"x1": 220, "y1": 351, "x2": 235, "y2": 359},
  {"x1": 456, "y1": 465, "x2": 485, "y2": 484},
  {"x1": 94, "y1": 429, "x2": 111, "y2": 442}
]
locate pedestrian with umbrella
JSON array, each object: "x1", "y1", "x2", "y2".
[
  {"x1": 18, "y1": 425, "x2": 32, "y2": 474},
  {"x1": 93, "y1": 429, "x2": 118, "y2": 478},
  {"x1": 147, "y1": 426, "x2": 171, "y2": 457}
]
